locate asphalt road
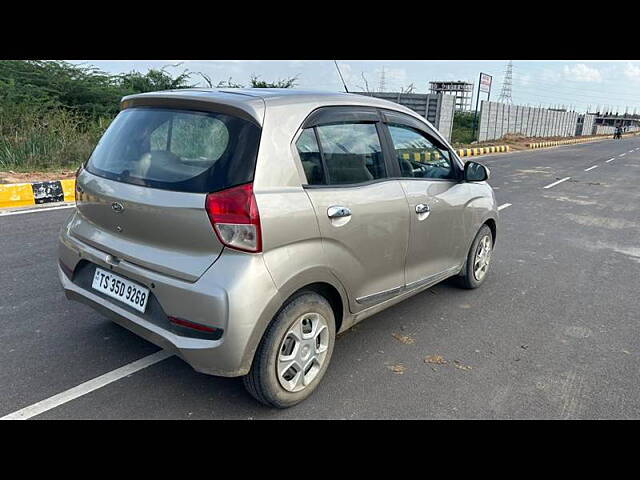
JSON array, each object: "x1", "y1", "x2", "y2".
[{"x1": 2, "y1": 136, "x2": 640, "y2": 419}]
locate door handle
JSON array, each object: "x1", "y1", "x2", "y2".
[
  {"x1": 415, "y1": 203, "x2": 431, "y2": 214},
  {"x1": 327, "y1": 206, "x2": 352, "y2": 219}
]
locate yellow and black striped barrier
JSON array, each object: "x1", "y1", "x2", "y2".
[
  {"x1": 456, "y1": 145, "x2": 510, "y2": 157},
  {"x1": 527, "y1": 136, "x2": 614, "y2": 149},
  {"x1": 0, "y1": 179, "x2": 75, "y2": 208},
  {"x1": 401, "y1": 151, "x2": 443, "y2": 163},
  {"x1": 526, "y1": 131, "x2": 640, "y2": 149}
]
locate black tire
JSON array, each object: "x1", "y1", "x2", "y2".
[
  {"x1": 457, "y1": 225, "x2": 493, "y2": 289},
  {"x1": 243, "y1": 291, "x2": 336, "y2": 408}
]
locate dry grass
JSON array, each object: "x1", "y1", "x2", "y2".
[{"x1": 0, "y1": 104, "x2": 110, "y2": 172}]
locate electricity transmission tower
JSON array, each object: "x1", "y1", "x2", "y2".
[
  {"x1": 378, "y1": 66, "x2": 386, "y2": 92},
  {"x1": 497, "y1": 60, "x2": 513, "y2": 104}
]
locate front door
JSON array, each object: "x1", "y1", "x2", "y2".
[{"x1": 381, "y1": 115, "x2": 465, "y2": 288}]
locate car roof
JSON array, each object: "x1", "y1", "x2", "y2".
[{"x1": 121, "y1": 88, "x2": 424, "y2": 124}]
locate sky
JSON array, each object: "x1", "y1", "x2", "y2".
[{"x1": 66, "y1": 60, "x2": 640, "y2": 114}]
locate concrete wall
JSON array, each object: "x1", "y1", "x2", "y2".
[
  {"x1": 575, "y1": 114, "x2": 596, "y2": 136},
  {"x1": 354, "y1": 92, "x2": 455, "y2": 141},
  {"x1": 595, "y1": 125, "x2": 616, "y2": 135},
  {"x1": 593, "y1": 125, "x2": 639, "y2": 135},
  {"x1": 427, "y1": 93, "x2": 454, "y2": 141},
  {"x1": 478, "y1": 101, "x2": 579, "y2": 141}
]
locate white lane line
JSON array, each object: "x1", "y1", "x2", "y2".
[
  {"x1": 497, "y1": 203, "x2": 512, "y2": 211},
  {"x1": 606, "y1": 158, "x2": 615, "y2": 163},
  {"x1": 619, "y1": 153, "x2": 626, "y2": 157},
  {"x1": 0, "y1": 203, "x2": 75, "y2": 217},
  {"x1": 0, "y1": 350, "x2": 173, "y2": 420},
  {"x1": 543, "y1": 177, "x2": 571, "y2": 189},
  {"x1": 584, "y1": 165, "x2": 599, "y2": 172}
]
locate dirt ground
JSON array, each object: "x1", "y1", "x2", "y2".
[{"x1": 0, "y1": 170, "x2": 76, "y2": 185}]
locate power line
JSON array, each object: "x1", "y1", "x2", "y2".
[
  {"x1": 512, "y1": 76, "x2": 640, "y2": 101},
  {"x1": 504, "y1": 86, "x2": 640, "y2": 111},
  {"x1": 512, "y1": 62, "x2": 640, "y2": 95},
  {"x1": 508, "y1": 85, "x2": 640, "y2": 104}
]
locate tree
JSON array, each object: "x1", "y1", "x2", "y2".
[
  {"x1": 0, "y1": 60, "x2": 195, "y2": 118},
  {"x1": 249, "y1": 74, "x2": 298, "y2": 88},
  {"x1": 118, "y1": 64, "x2": 193, "y2": 93},
  {"x1": 216, "y1": 76, "x2": 245, "y2": 88}
]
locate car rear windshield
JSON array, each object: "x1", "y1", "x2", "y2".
[{"x1": 86, "y1": 107, "x2": 261, "y2": 193}]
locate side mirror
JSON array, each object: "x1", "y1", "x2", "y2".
[{"x1": 464, "y1": 161, "x2": 490, "y2": 182}]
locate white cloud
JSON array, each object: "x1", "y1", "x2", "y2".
[
  {"x1": 623, "y1": 62, "x2": 640, "y2": 82},
  {"x1": 562, "y1": 63, "x2": 602, "y2": 83}
]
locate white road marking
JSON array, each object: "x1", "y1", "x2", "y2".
[
  {"x1": 0, "y1": 350, "x2": 173, "y2": 420},
  {"x1": 619, "y1": 153, "x2": 626, "y2": 157},
  {"x1": 584, "y1": 165, "x2": 599, "y2": 172},
  {"x1": 543, "y1": 177, "x2": 571, "y2": 189},
  {"x1": 0, "y1": 203, "x2": 75, "y2": 217},
  {"x1": 606, "y1": 158, "x2": 615, "y2": 163},
  {"x1": 497, "y1": 203, "x2": 512, "y2": 211}
]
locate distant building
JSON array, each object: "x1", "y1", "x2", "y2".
[
  {"x1": 429, "y1": 81, "x2": 473, "y2": 111},
  {"x1": 353, "y1": 92, "x2": 455, "y2": 141}
]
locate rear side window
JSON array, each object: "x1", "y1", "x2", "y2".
[
  {"x1": 296, "y1": 123, "x2": 387, "y2": 185},
  {"x1": 86, "y1": 107, "x2": 261, "y2": 193},
  {"x1": 295, "y1": 129, "x2": 325, "y2": 185}
]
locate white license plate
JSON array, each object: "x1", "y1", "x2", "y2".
[{"x1": 91, "y1": 267, "x2": 149, "y2": 313}]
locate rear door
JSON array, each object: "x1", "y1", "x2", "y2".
[
  {"x1": 297, "y1": 107, "x2": 410, "y2": 311},
  {"x1": 72, "y1": 105, "x2": 261, "y2": 282},
  {"x1": 379, "y1": 110, "x2": 466, "y2": 288}
]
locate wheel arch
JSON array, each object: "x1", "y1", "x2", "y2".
[
  {"x1": 484, "y1": 217, "x2": 497, "y2": 245},
  {"x1": 290, "y1": 282, "x2": 345, "y2": 334},
  {"x1": 241, "y1": 266, "x2": 350, "y2": 373}
]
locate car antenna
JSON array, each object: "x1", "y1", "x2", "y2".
[{"x1": 333, "y1": 60, "x2": 349, "y2": 93}]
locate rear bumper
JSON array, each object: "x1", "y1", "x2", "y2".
[
  {"x1": 58, "y1": 226, "x2": 283, "y2": 377},
  {"x1": 59, "y1": 265, "x2": 226, "y2": 371}
]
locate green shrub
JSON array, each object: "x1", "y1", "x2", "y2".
[
  {"x1": 0, "y1": 103, "x2": 111, "y2": 171},
  {"x1": 0, "y1": 60, "x2": 298, "y2": 172},
  {"x1": 451, "y1": 111, "x2": 477, "y2": 146}
]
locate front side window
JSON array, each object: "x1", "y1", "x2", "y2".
[
  {"x1": 387, "y1": 124, "x2": 455, "y2": 180},
  {"x1": 86, "y1": 107, "x2": 261, "y2": 193}
]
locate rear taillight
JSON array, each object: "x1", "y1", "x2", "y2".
[{"x1": 205, "y1": 183, "x2": 262, "y2": 253}]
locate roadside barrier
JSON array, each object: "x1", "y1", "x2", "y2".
[
  {"x1": 528, "y1": 132, "x2": 640, "y2": 149},
  {"x1": 457, "y1": 145, "x2": 510, "y2": 157},
  {"x1": 0, "y1": 179, "x2": 75, "y2": 208},
  {"x1": 528, "y1": 136, "x2": 611, "y2": 149}
]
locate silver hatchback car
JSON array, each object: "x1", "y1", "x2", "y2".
[{"x1": 58, "y1": 88, "x2": 498, "y2": 408}]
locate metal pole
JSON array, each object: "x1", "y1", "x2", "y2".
[{"x1": 472, "y1": 73, "x2": 482, "y2": 141}]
